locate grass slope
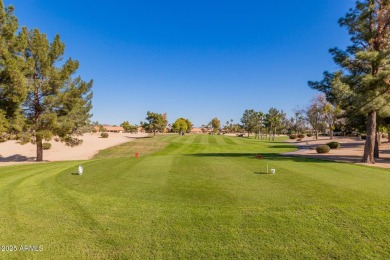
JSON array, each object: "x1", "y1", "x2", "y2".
[{"x1": 0, "y1": 135, "x2": 390, "y2": 259}]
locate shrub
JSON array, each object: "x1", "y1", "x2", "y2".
[
  {"x1": 316, "y1": 145, "x2": 330, "y2": 154},
  {"x1": 289, "y1": 134, "x2": 296, "y2": 139},
  {"x1": 297, "y1": 134, "x2": 305, "y2": 139},
  {"x1": 360, "y1": 135, "x2": 366, "y2": 140},
  {"x1": 307, "y1": 133, "x2": 313, "y2": 137},
  {"x1": 101, "y1": 132, "x2": 109, "y2": 138},
  {"x1": 92, "y1": 129, "x2": 97, "y2": 133},
  {"x1": 326, "y1": 141, "x2": 340, "y2": 149},
  {"x1": 42, "y1": 142, "x2": 52, "y2": 150}
]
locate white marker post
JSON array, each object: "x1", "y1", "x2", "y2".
[{"x1": 78, "y1": 165, "x2": 83, "y2": 175}]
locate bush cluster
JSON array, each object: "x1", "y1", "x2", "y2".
[
  {"x1": 316, "y1": 145, "x2": 330, "y2": 154},
  {"x1": 101, "y1": 132, "x2": 109, "y2": 138},
  {"x1": 289, "y1": 134, "x2": 296, "y2": 139},
  {"x1": 326, "y1": 141, "x2": 340, "y2": 149},
  {"x1": 297, "y1": 134, "x2": 305, "y2": 139},
  {"x1": 42, "y1": 142, "x2": 52, "y2": 150},
  {"x1": 307, "y1": 133, "x2": 313, "y2": 137}
]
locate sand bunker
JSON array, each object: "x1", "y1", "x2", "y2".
[
  {"x1": 284, "y1": 136, "x2": 390, "y2": 169},
  {"x1": 0, "y1": 132, "x2": 149, "y2": 166}
]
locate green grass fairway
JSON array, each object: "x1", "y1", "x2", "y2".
[{"x1": 1, "y1": 135, "x2": 390, "y2": 258}]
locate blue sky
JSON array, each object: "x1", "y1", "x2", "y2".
[{"x1": 5, "y1": 0, "x2": 353, "y2": 126}]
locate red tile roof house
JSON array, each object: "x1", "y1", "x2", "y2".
[
  {"x1": 104, "y1": 126, "x2": 125, "y2": 133},
  {"x1": 191, "y1": 127, "x2": 211, "y2": 134},
  {"x1": 94, "y1": 126, "x2": 125, "y2": 133}
]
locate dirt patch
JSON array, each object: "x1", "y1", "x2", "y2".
[{"x1": 284, "y1": 136, "x2": 390, "y2": 169}]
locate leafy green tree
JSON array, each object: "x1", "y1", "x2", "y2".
[
  {"x1": 172, "y1": 118, "x2": 188, "y2": 134},
  {"x1": 142, "y1": 111, "x2": 168, "y2": 137},
  {"x1": 120, "y1": 121, "x2": 130, "y2": 132},
  {"x1": 309, "y1": 0, "x2": 390, "y2": 164},
  {"x1": 120, "y1": 121, "x2": 138, "y2": 133},
  {"x1": 241, "y1": 109, "x2": 257, "y2": 137},
  {"x1": 211, "y1": 117, "x2": 220, "y2": 134},
  {"x1": 130, "y1": 125, "x2": 138, "y2": 133},
  {"x1": 183, "y1": 118, "x2": 193, "y2": 132}
]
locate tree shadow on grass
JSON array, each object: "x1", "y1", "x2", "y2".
[
  {"x1": 0, "y1": 154, "x2": 36, "y2": 162},
  {"x1": 187, "y1": 152, "x2": 336, "y2": 164},
  {"x1": 189, "y1": 153, "x2": 271, "y2": 158},
  {"x1": 285, "y1": 153, "x2": 364, "y2": 163},
  {"x1": 282, "y1": 140, "x2": 365, "y2": 149},
  {"x1": 267, "y1": 145, "x2": 298, "y2": 149},
  {"x1": 254, "y1": 171, "x2": 273, "y2": 174},
  {"x1": 187, "y1": 151, "x2": 390, "y2": 167},
  {"x1": 123, "y1": 136, "x2": 154, "y2": 140}
]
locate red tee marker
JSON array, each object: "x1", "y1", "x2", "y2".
[{"x1": 135, "y1": 152, "x2": 139, "y2": 158}]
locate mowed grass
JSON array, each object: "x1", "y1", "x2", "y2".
[{"x1": 1, "y1": 134, "x2": 390, "y2": 259}]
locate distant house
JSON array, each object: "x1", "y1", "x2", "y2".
[
  {"x1": 191, "y1": 127, "x2": 203, "y2": 134},
  {"x1": 94, "y1": 125, "x2": 125, "y2": 133},
  {"x1": 191, "y1": 127, "x2": 211, "y2": 134},
  {"x1": 104, "y1": 126, "x2": 125, "y2": 133}
]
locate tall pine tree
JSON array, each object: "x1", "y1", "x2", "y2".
[
  {"x1": 20, "y1": 27, "x2": 93, "y2": 161},
  {"x1": 309, "y1": 0, "x2": 390, "y2": 164},
  {"x1": 0, "y1": 0, "x2": 93, "y2": 161}
]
